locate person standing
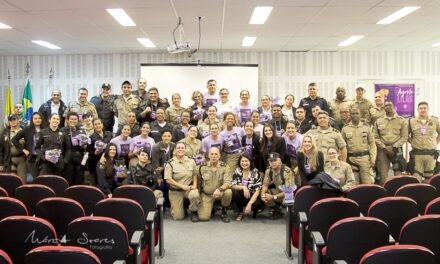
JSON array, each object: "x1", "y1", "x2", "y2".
[
  {"x1": 133, "y1": 77, "x2": 149, "y2": 102},
  {"x1": 63, "y1": 88, "x2": 98, "y2": 126},
  {"x1": 203, "y1": 79, "x2": 219, "y2": 106},
  {"x1": 0, "y1": 114, "x2": 27, "y2": 180},
  {"x1": 329, "y1": 86, "x2": 351, "y2": 123},
  {"x1": 294, "y1": 107, "x2": 313, "y2": 134},
  {"x1": 112, "y1": 81, "x2": 140, "y2": 127},
  {"x1": 137, "y1": 87, "x2": 170, "y2": 123},
  {"x1": 352, "y1": 84, "x2": 374, "y2": 125},
  {"x1": 166, "y1": 93, "x2": 186, "y2": 126},
  {"x1": 38, "y1": 89, "x2": 67, "y2": 128},
  {"x1": 370, "y1": 92, "x2": 386, "y2": 126},
  {"x1": 298, "y1": 82, "x2": 329, "y2": 120},
  {"x1": 90, "y1": 83, "x2": 116, "y2": 132}
]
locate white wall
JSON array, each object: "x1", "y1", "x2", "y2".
[{"x1": 1, "y1": 50, "x2": 440, "y2": 124}]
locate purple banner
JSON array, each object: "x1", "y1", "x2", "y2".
[{"x1": 375, "y1": 84, "x2": 415, "y2": 118}]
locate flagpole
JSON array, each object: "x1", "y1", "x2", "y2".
[
  {"x1": 48, "y1": 67, "x2": 54, "y2": 98},
  {"x1": 4, "y1": 69, "x2": 13, "y2": 127}
]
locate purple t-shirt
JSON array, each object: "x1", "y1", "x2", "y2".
[
  {"x1": 110, "y1": 136, "x2": 134, "y2": 158},
  {"x1": 233, "y1": 103, "x2": 256, "y2": 125},
  {"x1": 132, "y1": 135, "x2": 155, "y2": 156},
  {"x1": 283, "y1": 133, "x2": 302, "y2": 159},
  {"x1": 259, "y1": 109, "x2": 272, "y2": 124},
  {"x1": 220, "y1": 127, "x2": 245, "y2": 153},
  {"x1": 203, "y1": 93, "x2": 219, "y2": 106},
  {"x1": 202, "y1": 136, "x2": 223, "y2": 154}
]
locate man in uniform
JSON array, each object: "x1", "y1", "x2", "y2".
[
  {"x1": 306, "y1": 111, "x2": 347, "y2": 161},
  {"x1": 64, "y1": 88, "x2": 98, "y2": 126},
  {"x1": 260, "y1": 152, "x2": 294, "y2": 219},
  {"x1": 198, "y1": 147, "x2": 232, "y2": 223},
  {"x1": 133, "y1": 77, "x2": 149, "y2": 102},
  {"x1": 352, "y1": 84, "x2": 373, "y2": 125},
  {"x1": 298, "y1": 82, "x2": 329, "y2": 120},
  {"x1": 137, "y1": 87, "x2": 170, "y2": 123},
  {"x1": 294, "y1": 107, "x2": 312, "y2": 134},
  {"x1": 370, "y1": 92, "x2": 386, "y2": 127},
  {"x1": 0, "y1": 114, "x2": 26, "y2": 180},
  {"x1": 90, "y1": 83, "x2": 116, "y2": 132},
  {"x1": 164, "y1": 142, "x2": 200, "y2": 222},
  {"x1": 112, "y1": 80, "x2": 140, "y2": 127},
  {"x1": 329, "y1": 86, "x2": 352, "y2": 123},
  {"x1": 408, "y1": 102, "x2": 440, "y2": 182},
  {"x1": 341, "y1": 108, "x2": 377, "y2": 184},
  {"x1": 373, "y1": 101, "x2": 408, "y2": 184}
]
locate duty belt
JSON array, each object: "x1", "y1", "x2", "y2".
[
  {"x1": 348, "y1": 151, "x2": 370, "y2": 157},
  {"x1": 412, "y1": 149, "x2": 436, "y2": 156}
]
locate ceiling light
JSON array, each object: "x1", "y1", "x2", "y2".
[
  {"x1": 106, "y1": 8, "x2": 136, "y2": 26},
  {"x1": 31, "y1": 40, "x2": 61, "y2": 50},
  {"x1": 242, "y1": 37, "x2": 256, "y2": 47},
  {"x1": 137, "y1": 38, "x2": 156, "y2": 48},
  {"x1": 0, "y1": 22, "x2": 12, "y2": 29},
  {"x1": 377, "y1": 6, "x2": 420, "y2": 24},
  {"x1": 432, "y1": 42, "x2": 440, "y2": 47},
  {"x1": 338, "y1": 36, "x2": 364, "y2": 47},
  {"x1": 249, "y1": 6, "x2": 273, "y2": 24}
]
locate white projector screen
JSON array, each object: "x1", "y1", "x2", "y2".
[{"x1": 140, "y1": 64, "x2": 259, "y2": 107}]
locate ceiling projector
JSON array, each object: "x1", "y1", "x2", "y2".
[{"x1": 167, "y1": 42, "x2": 191, "y2": 54}]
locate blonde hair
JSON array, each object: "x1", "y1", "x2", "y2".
[{"x1": 299, "y1": 135, "x2": 319, "y2": 170}]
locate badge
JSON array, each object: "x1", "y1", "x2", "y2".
[{"x1": 421, "y1": 127, "x2": 427, "y2": 135}]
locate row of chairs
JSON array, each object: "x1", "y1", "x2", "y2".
[{"x1": 0, "y1": 174, "x2": 165, "y2": 264}]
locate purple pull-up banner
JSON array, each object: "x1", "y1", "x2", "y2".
[{"x1": 375, "y1": 83, "x2": 415, "y2": 118}]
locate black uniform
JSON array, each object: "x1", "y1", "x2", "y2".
[
  {"x1": 295, "y1": 119, "x2": 313, "y2": 135},
  {"x1": 90, "y1": 95, "x2": 116, "y2": 132},
  {"x1": 38, "y1": 99, "x2": 67, "y2": 128},
  {"x1": 298, "y1": 96, "x2": 330, "y2": 120},
  {"x1": 128, "y1": 162, "x2": 160, "y2": 190},
  {"x1": 35, "y1": 127, "x2": 71, "y2": 176},
  {"x1": 136, "y1": 99, "x2": 170, "y2": 123},
  {"x1": 60, "y1": 126, "x2": 90, "y2": 185}
]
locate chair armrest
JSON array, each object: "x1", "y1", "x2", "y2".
[
  {"x1": 299, "y1": 211, "x2": 308, "y2": 223},
  {"x1": 113, "y1": 261, "x2": 126, "y2": 264},
  {"x1": 311, "y1": 231, "x2": 325, "y2": 247},
  {"x1": 311, "y1": 231, "x2": 325, "y2": 264},
  {"x1": 156, "y1": 197, "x2": 164, "y2": 207},
  {"x1": 389, "y1": 234, "x2": 395, "y2": 244},
  {"x1": 130, "y1": 230, "x2": 144, "y2": 246},
  {"x1": 146, "y1": 211, "x2": 156, "y2": 223},
  {"x1": 333, "y1": 261, "x2": 348, "y2": 264}
]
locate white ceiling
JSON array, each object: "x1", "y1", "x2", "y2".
[{"x1": 0, "y1": 0, "x2": 440, "y2": 55}]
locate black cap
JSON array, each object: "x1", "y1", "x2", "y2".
[
  {"x1": 102, "y1": 83, "x2": 111, "y2": 89},
  {"x1": 8, "y1": 114, "x2": 19, "y2": 121},
  {"x1": 82, "y1": 112, "x2": 91, "y2": 118},
  {"x1": 268, "y1": 152, "x2": 280, "y2": 161}
]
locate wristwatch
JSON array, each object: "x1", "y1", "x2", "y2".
[{"x1": 274, "y1": 195, "x2": 278, "y2": 200}]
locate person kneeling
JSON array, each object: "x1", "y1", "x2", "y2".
[{"x1": 128, "y1": 148, "x2": 163, "y2": 198}]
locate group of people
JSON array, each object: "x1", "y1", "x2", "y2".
[{"x1": 1, "y1": 78, "x2": 439, "y2": 223}]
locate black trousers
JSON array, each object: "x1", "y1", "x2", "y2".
[
  {"x1": 232, "y1": 189, "x2": 263, "y2": 214},
  {"x1": 65, "y1": 151, "x2": 85, "y2": 185}
]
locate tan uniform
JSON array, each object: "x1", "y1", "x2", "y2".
[
  {"x1": 370, "y1": 106, "x2": 385, "y2": 126},
  {"x1": 262, "y1": 165, "x2": 293, "y2": 207},
  {"x1": 305, "y1": 127, "x2": 346, "y2": 160},
  {"x1": 329, "y1": 98, "x2": 352, "y2": 122},
  {"x1": 324, "y1": 161, "x2": 356, "y2": 192},
  {"x1": 63, "y1": 101, "x2": 98, "y2": 125},
  {"x1": 164, "y1": 156, "x2": 200, "y2": 220},
  {"x1": 166, "y1": 105, "x2": 186, "y2": 126},
  {"x1": 341, "y1": 121, "x2": 377, "y2": 184},
  {"x1": 197, "y1": 161, "x2": 232, "y2": 221},
  {"x1": 178, "y1": 138, "x2": 202, "y2": 158},
  {"x1": 352, "y1": 98, "x2": 374, "y2": 125},
  {"x1": 112, "y1": 94, "x2": 140, "y2": 126},
  {"x1": 409, "y1": 116, "x2": 440, "y2": 180},
  {"x1": 198, "y1": 118, "x2": 223, "y2": 138},
  {"x1": 9, "y1": 128, "x2": 27, "y2": 180},
  {"x1": 373, "y1": 115, "x2": 408, "y2": 184}
]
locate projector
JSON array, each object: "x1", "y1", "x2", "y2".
[{"x1": 167, "y1": 42, "x2": 191, "y2": 54}]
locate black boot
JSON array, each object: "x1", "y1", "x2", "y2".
[
  {"x1": 190, "y1": 211, "x2": 199, "y2": 223},
  {"x1": 271, "y1": 205, "x2": 284, "y2": 220},
  {"x1": 221, "y1": 207, "x2": 230, "y2": 223}
]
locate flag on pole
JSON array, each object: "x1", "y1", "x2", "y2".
[
  {"x1": 4, "y1": 84, "x2": 14, "y2": 123},
  {"x1": 22, "y1": 79, "x2": 33, "y2": 121}
]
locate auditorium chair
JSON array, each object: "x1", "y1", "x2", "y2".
[
  {"x1": 35, "y1": 197, "x2": 85, "y2": 239},
  {"x1": 395, "y1": 183, "x2": 438, "y2": 214},
  {"x1": 33, "y1": 175, "x2": 69, "y2": 196},
  {"x1": 301, "y1": 198, "x2": 360, "y2": 264},
  {"x1": 62, "y1": 185, "x2": 105, "y2": 215},
  {"x1": 429, "y1": 174, "x2": 440, "y2": 194},
  {"x1": 24, "y1": 246, "x2": 101, "y2": 264},
  {"x1": 15, "y1": 184, "x2": 56, "y2": 215},
  {"x1": 0, "y1": 173, "x2": 24, "y2": 197},
  {"x1": 113, "y1": 185, "x2": 164, "y2": 257},
  {"x1": 289, "y1": 186, "x2": 339, "y2": 263},
  {"x1": 360, "y1": 245, "x2": 436, "y2": 264},
  {"x1": 0, "y1": 249, "x2": 12, "y2": 264},
  {"x1": 346, "y1": 184, "x2": 387, "y2": 216},
  {"x1": 0, "y1": 197, "x2": 28, "y2": 220},
  {"x1": 383, "y1": 175, "x2": 419, "y2": 196},
  {"x1": 311, "y1": 217, "x2": 390, "y2": 264},
  {"x1": 368, "y1": 196, "x2": 419, "y2": 242},
  {"x1": 399, "y1": 215, "x2": 440, "y2": 264},
  {"x1": 0, "y1": 187, "x2": 8, "y2": 197},
  {"x1": 94, "y1": 198, "x2": 156, "y2": 264},
  {"x1": 0, "y1": 216, "x2": 58, "y2": 263},
  {"x1": 66, "y1": 216, "x2": 141, "y2": 264},
  {"x1": 425, "y1": 197, "x2": 440, "y2": 214}
]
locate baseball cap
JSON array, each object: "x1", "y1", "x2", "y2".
[
  {"x1": 7, "y1": 114, "x2": 18, "y2": 121},
  {"x1": 102, "y1": 83, "x2": 111, "y2": 89},
  {"x1": 268, "y1": 152, "x2": 280, "y2": 161},
  {"x1": 356, "y1": 83, "x2": 366, "y2": 90}
]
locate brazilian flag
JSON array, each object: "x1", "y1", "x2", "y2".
[{"x1": 22, "y1": 80, "x2": 33, "y2": 121}]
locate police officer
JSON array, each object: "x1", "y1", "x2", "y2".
[
  {"x1": 132, "y1": 77, "x2": 149, "y2": 102},
  {"x1": 260, "y1": 152, "x2": 294, "y2": 219},
  {"x1": 370, "y1": 92, "x2": 386, "y2": 126},
  {"x1": 90, "y1": 83, "x2": 116, "y2": 132},
  {"x1": 35, "y1": 113, "x2": 71, "y2": 176},
  {"x1": 198, "y1": 147, "x2": 232, "y2": 223},
  {"x1": 128, "y1": 148, "x2": 163, "y2": 198},
  {"x1": 0, "y1": 114, "x2": 26, "y2": 180},
  {"x1": 341, "y1": 108, "x2": 377, "y2": 184},
  {"x1": 373, "y1": 101, "x2": 408, "y2": 184},
  {"x1": 408, "y1": 102, "x2": 440, "y2": 182},
  {"x1": 298, "y1": 82, "x2": 329, "y2": 120},
  {"x1": 352, "y1": 84, "x2": 374, "y2": 125},
  {"x1": 137, "y1": 87, "x2": 170, "y2": 123},
  {"x1": 294, "y1": 107, "x2": 312, "y2": 134},
  {"x1": 63, "y1": 88, "x2": 98, "y2": 126},
  {"x1": 164, "y1": 142, "x2": 199, "y2": 222},
  {"x1": 305, "y1": 111, "x2": 347, "y2": 161},
  {"x1": 329, "y1": 86, "x2": 352, "y2": 123},
  {"x1": 112, "y1": 80, "x2": 140, "y2": 127}
]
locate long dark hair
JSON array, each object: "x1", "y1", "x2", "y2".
[
  {"x1": 260, "y1": 124, "x2": 283, "y2": 153},
  {"x1": 30, "y1": 112, "x2": 46, "y2": 131}
]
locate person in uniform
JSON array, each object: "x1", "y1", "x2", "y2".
[
  {"x1": 63, "y1": 88, "x2": 98, "y2": 126},
  {"x1": 112, "y1": 80, "x2": 140, "y2": 127},
  {"x1": 408, "y1": 101, "x2": 440, "y2": 182},
  {"x1": 178, "y1": 125, "x2": 202, "y2": 160},
  {"x1": 305, "y1": 111, "x2": 347, "y2": 161},
  {"x1": 132, "y1": 77, "x2": 149, "y2": 102},
  {"x1": 172, "y1": 111, "x2": 192, "y2": 142},
  {"x1": 116, "y1": 111, "x2": 140, "y2": 137},
  {"x1": 373, "y1": 101, "x2": 408, "y2": 185},
  {"x1": 149, "y1": 108, "x2": 174, "y2": 143},
  {"x1": 90, "y1": 83, "x2": 116, "y2": 132},
  {"x1": 298, "y1": 82, "x2": 329, "y2": 120},
  {"x1": 38, "y1": 89, "x2": 67, "y2": 128},
  {"x1": 128, "y1": 148, "x2": 163, "y2": 198},
  {"x1": 260, "y1": 152, "x2": 294, "y2": 219},
  {"x1": 324, "y1": 147, "x2": 356, "y2": 192},
  {"x1": 35, "y1": 113, "x2": 71, "y2": 176},
  {"x1": 294, "y1": 107, "x2": 313, "y2": 134},
  {"x1": 165, "y1": 93, "x2": 186, "y2": 126},
  {"x1": 341, "y1": 108, "x2": 377, "y2": 184},
  {"x1": 137, "y1": 87, "x2": 170, "y2": 123},
  {"x1": 328, "y1": 86, "x2": 352, "y2": 123},
  {"x1": 370, "y1": 92, "x2": 386, "y2": 126},
  {"x1": 0, "y1": 114, "x2": 27, "y2": 180},
  {"x1": 96, "y1": 143, "x2": 119, "y2": 196},
  {"x1": 164, "y1": 142, "x2": 199, "y2": 222},
  {"x1": 198, "y1": 147, "x2": 232, "y2": 223},
  {"x1": 352, "y1": 84, "x2": 374, "y2": 125}
]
